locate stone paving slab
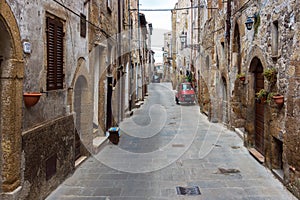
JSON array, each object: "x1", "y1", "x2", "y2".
[{"x1": 46, "y1": 83, "x2": 297, "y2": 200}]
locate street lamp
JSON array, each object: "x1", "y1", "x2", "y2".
[
  {"x1": 179, "y1": 31, "x2": 187, "y2": 49},
  {"x1": 148, "y1": 23, "x2": 153, "y2": 35},
  {"x1": 245, "y1": 14, "x2": 257, "y2": 30}
]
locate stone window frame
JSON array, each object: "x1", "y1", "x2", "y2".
[
  {"x1": 46, "y1": 14, "x2": 66, "y2": 91},
  {"x1": 80, "y1": 13, "x2": 87, "y2": 38},
  {"x1": 271, "y1": 20, "x2": 279, "y2": 58}
]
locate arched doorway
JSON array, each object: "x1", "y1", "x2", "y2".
[
  {"x1": 250, "y1": 57, "x2": 265, "y2": 155},
  {"x1": 0, "y1": 5, "x2": 23, "y2": 192},
  {"x1": 124, "y1": 62, "x2": 129, "y2": 112},
  {"x1": 221, "y1": 77, "x2": 228, "y2": 124},
  {"x1": 74, "y1": 75, "x2": 89, "y2": 160},
  {"x1": 233, "y1": 23, "x2": 241, "y2": 73}
]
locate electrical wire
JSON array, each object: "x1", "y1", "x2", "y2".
[
  {"x1": 51, "y1": 0, "x2": 110, "y2": 38},
  {"x1": 130, "y1": 5, "x2": 218, "y2": 12},
  {"x1": 231, "y1": 0, "x2": 251, "y2": 17}
]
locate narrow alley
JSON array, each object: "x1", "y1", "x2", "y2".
[{"x1": 46, "y1": 83, "x2": 296, "y2": 200}]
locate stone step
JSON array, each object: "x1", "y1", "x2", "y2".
[{"x1": 248, "y1": 147, "x2": 265, "y2": 163}]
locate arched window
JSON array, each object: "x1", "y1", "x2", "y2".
[
  {"x1": 232, "y1": 23, "x2": 241, "y2": 73},
  {"x1": 272, "y1": 20, "x2": 279, "y2": 57}
]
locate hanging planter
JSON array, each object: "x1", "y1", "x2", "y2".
[
  {"x1": 237, "y1": 73, "x2": 246, "y2": 82},
  {"x1": 263, "y1": 67, "x2": 277, "y2": 84},
  {"x1": 23, "y1": 92, "x2": 42, "y2": 107},
  {"x1": 272, "y1": 94, "x2": 284, "y2": 105},
  {"x1": 256, "y1": 89, "x2": 267, "y2": 104}
]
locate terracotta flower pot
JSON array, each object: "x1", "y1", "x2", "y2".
[
  {"x1": 239, "y1": 76, "x2": 246, "y2": 81},
  {"x1": 272, "y1": 95, "x2": 284, "y2": 105},
  {"x1": 23, "y1": 92, "x2": 42, "y2": 107}
]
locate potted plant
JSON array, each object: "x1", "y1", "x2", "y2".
[
  {"x1": 267, "y1": 92, "x2": 274, "y2": 104},
  {"x1": 256, "y1": 89, "x2": 267, "y2": 103},
  {"x1": 263, "y1": 67, "x2": 277, "y2": 83},
  {"x1": 23, "y1": 92, "x2": 42, "y2": 107},
  {"x1": 272, "y1": 94, "x2": 284, "y2": 105},
  {"x1": 237, "y1": 73, "x2": 246, "y2": 81}
]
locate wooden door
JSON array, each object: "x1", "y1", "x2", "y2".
[{"x1": 255, "y1": 72, "x2": 265, "y2": 155}]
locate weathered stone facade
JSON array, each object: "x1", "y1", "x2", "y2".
[
  {"x1": 21, "y1": 115, "x2": 75, "y2": 200},
  {"x1": 173, "y1": 0, "x2": 300, "y2": 198},
  {"x1": 0, "y1": 0, "x2": 152, "y2": 199}
]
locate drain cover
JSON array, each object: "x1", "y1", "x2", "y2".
[{"x1": 176, "y1": 186, "x2": 201, "y2": 195}]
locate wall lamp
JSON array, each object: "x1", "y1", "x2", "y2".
[
  {"x1": 179, "y1": 31, "x2": 187, "y2": 49},
  {"x1": 245, "y1": 13, "x2": 257, "y2": 30}
]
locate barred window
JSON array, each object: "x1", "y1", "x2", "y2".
[{"x1": 46, "y1": 16, "x2": 64, "y2": 91}]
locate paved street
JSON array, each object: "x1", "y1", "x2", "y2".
[{"x1": 46, "y1": 83, "x2": 297, "y2": 200}]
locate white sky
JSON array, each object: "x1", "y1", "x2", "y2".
[
  {"x1": 139, "y1": 0, "x2": 178, "y2": 63},
  {"x1": 139, "y1": 0, "x2": 178, "y2": 30}
]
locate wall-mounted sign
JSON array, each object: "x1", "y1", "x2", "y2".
[{"x1": 23, "y1": 42, "x2": 31, "y2": 54}]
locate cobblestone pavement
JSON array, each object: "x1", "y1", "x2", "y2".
[{"x1": 46, "y1": 83, "x2": 297, "y2": 200}]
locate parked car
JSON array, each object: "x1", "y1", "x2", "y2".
[{"x1": 175, "y1": 82, "x2": 196, "y2": 104}]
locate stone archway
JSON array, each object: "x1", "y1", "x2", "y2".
[
  {"x1": 221, "y1": 76, "x2": 228, "y2": 124},
  {"x1": 74, "y1": 75, "x2": 91, "y2": 159},
  {"x1": 232, "y1": 23, "x2": 241, "y2": 73},
  {"x1": 0, "y1": 1, "x2": 24, "y2": 193}
]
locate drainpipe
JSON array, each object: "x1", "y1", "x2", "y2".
[
  {"x1": 117, "y1": 0, "x2": 122, "y2": 123},
  {"x1": 128, "y1": 0, "x2": 132, "y2": 111}
]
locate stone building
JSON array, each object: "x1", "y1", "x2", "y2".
[
  {"x1": 0, "y1": 0, "x2": 151, "y2": 199},
  {"x1": 172, "y1": 0, "x2": 300, "y2": 198},
  {"x1": 163, "y1": 31, "x2": 172, "y2": 82}
]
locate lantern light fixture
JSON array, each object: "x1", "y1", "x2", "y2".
[
  {"x1": 245, "y1": 13, "x2": 257, "y2": 30},
  {"x1": 179, "y1": 31, "x2": 187, "y2": 49}
]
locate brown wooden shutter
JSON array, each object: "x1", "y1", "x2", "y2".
[{"x1": 46, "y1": 17, "x2": 64, "y2": 90}]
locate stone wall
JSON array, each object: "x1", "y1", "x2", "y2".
[
  {"x1": 196, "y1": 0, "x2": 300, "y2": 198},
  {"x1": 20, "y1": 115, "x2": 75, "y2": 200}
]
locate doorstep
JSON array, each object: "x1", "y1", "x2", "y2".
[
  {"x1": 234, "y1": 128, "x2": 245, "y2": 140},
  {"x1": 272, "y1": 169, "x2": 284, "y2": 182},
  {"x1": 248, "y1": 147, "x2": 265, "y2": 163},
  {"x1": 93, "y1": 136, "x2": 109, "y2": 154},
  {"x1": 75, "y1": 156, "x2": 87, "y2": 168}
]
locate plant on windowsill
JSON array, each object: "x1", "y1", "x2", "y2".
[
  {"x1": 23, "y1": 92, "x2": 42, "y2": 107},
  {"x1": 237, "y1": 73, "x2": 246, "y2": 81},
  {"x1": 256, "y1": 89, "x2": 267, "y2": 104},
  {"x1": 263, "y1": 67, "x2": 277, "y2": 84}
]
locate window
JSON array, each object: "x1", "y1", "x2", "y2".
[
  {"x1": 80, "y1": 13, "x2": 86, "y2": 38},
  {"x1": 107, "y1": 0, "x2": 112, "y2": 12},
  {"x1": 272, "y1": 21, "x2": 279, "y2": 57},
  {"x1": 46, "y1": 16, "x2": 64, "y2": 91}
]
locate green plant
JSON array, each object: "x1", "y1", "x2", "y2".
[
  {"x1": 254, "y1": 13, "x2": 260, "y2": 36},
  {"x1": 256, "y1": 89, "x2": 267, "y2": 99},
  {"x1": 263, "y1": 67, "x2": 277, "y2": 83},
  {"x1": 267, "y1": 92, "x2": 274, "y2": 103},
  {"x1": 237, "y1": 73, "x2": 246, "y2": 79}
]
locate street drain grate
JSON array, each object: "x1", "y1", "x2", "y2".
[
  {"x1": 218, "y1": 168, "x2": 240, "y2": 174},
  {"x1": 172, "y1": 144, "x2": 185, "y2": 148},
  {"x1": 176, "y1": 186, "x2": 201, "y2": 195}
]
